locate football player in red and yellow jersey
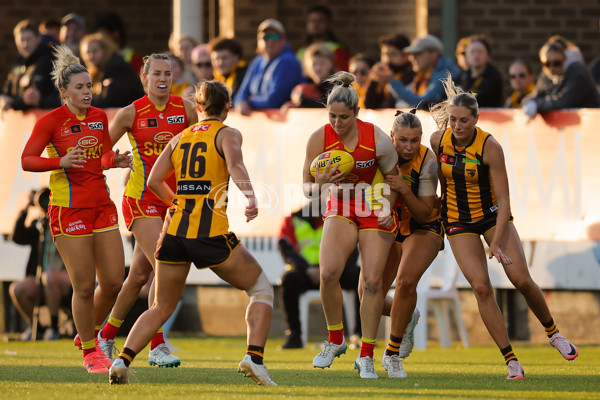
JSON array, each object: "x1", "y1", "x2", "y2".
[
  {"x1": 302, "y1": 72, "x2": 399, "y2": 379},
  {"x1": 95, "y1": 54, "x2": 198, "y2": 367},
  {"x1": 21, "y1": 45, "x2": 132, "y2": 374}
]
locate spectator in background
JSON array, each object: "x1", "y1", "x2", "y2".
[
  {"x1": 93, "y1": 12, "x2": 144, "y2": 77},
  {"x1": 0, "y1": 19, "x2": 60, "y2": 112},
  {"x1": 168, "y1": 52, "x2": 192, "y2": 98},
  {"x1": 209, "y1": 37, "x2": 248, "y2": 99},
  {"x1": 589, "y1": 56, "x2": 600, "y2": 93},
  {"x1": 80, "y1": 33, "x2": 144, "y2": 108},
  {"x1": 278, "y1": 202, "x2": 361, "y2": 349},
  {"x1": 9, "y1": 188, "x2": 72, "y2": 341},
  {"x1": 182, "y1": 45, "x2": 214, "y2": 100},
  {"x1": 523, "y1": 35, "x2": 600, "y2": 120},
  {"x1": 296, "y1": 5, "x2": 351, "y2": 72},
  {"x1": 459, "y1": 34, "x2": 503, "y2": 107},
  {"x1": 168, "y1": 33, "x2": 198, "y2": 88},
  {"x1": 39, "y1": 19, "x2": 61, "y2": 45},
  {"x1": 190, "y1": 44, "x2": 214, "y2": 82},
  {"x1": 60, "y1": 12, "x2": 86, "y2": 57},
  {"x1": 364, "y1": 34, "x2": 414, "y2": 109},
  {"x1": 234, "y1": 18, "x2": 303, "y2": 115},
  {"x1": 284, "y1": 42, "x2": 336, "y2": 111},
  {"x1": 388, "y1": 34, "x2": 461, "y2": 110},
  {"x1": 455, "y1": 36, "x2": 470, "y2": 72},
  {"x1": 349, "y1": 53, "x2": 374, "y2": 109},
  {"x1": 504, "y1": 58, "x2": 535, "y2": 108}
]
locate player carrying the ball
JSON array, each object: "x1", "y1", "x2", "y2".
[{"x1": 302, "y1": 71, "x2": 400, "y2": 379}]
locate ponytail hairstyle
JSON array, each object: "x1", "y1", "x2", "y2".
[
  {"x1": 324, "y1": 71, "x2": 359, "y2": 112},
  {"x1": 429, "y1": 74, "x2": 479, "y2": 130},
  {"x1": 140, "y1": 53, "x2": 171, "y2": 92},
  {"x1": 195, "y1": 80, "x2": 231, "y2": 116},
  {"x1": 51, "y1": 45, "x2": 88, "y2": 103},
  {"x1": 392, "y1": 108, "x2": 422, "y2": 135}
]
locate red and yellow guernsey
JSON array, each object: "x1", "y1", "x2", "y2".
[
  {"x1": 323, "y1": 118, "x2": 385, "y2": 209},
  {"x1": 22, "y1": 105, "x2": 112, "y2": 208},
  {"x1": 126, "y1": 94, "x2": 188, "y2": 205}
]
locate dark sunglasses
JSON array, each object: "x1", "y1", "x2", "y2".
[
  {"x1": 196, "y1": 61, "x2": 212, "y2": 68},
  {"x1": 262, "y1": 32, "x2": 281, "y2": 42},
  {"x1": 544, "y1": 60, "x2": 563, "y2": 68},
  {"x1": 509, "y1": 73, "x2": 526, "y2": 79},
  {"x1": 352, "y1": 68, "x2": 369, "y2": 75}
]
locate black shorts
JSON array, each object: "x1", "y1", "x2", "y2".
[
  {"x1": 155, "y1": 232, "x2": 240, "y2": 269},
  {"x1": 443, "y1": 215, "x2": 514, "y2": 237},
  {"x1": 395, "y1": 218, "x2": 444, "y2": 243}
]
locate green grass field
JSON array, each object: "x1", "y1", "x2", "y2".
[{"x1": 0, "y1": 336, "x2": 598, "y2": 399}]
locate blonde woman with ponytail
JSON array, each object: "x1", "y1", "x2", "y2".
[
  {"x1": 429, "y1": 75, "x2": 578, "y2": 380},
  {"x1": 303, "y1": 71, "x2": 400, "y2": 379},
  {"x1": 21, "y1": 45, "x2": 132, "y2": 373}
]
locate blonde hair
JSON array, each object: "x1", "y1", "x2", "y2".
[
  {"x1": 429, "y1": 74, "x2": 478, "y2": 130},
  {"x1": 392, "y1": 109, "x2": 422, "y2": 135},
  {"x1": 51, "y1": 45, "x2": 88, "y2": 94},
  {"x1": 80, "y1": 33, "x2": 118, "y2": 69},
  {"x1": 303, "y1": 42, "x2": 336, "y2": 83},
  {"x1": 325, "y1": 71, "x2": 359, "y2": 112},
  {"x1": 195, "y1": 80, "x2": 231, "y2": 116}
]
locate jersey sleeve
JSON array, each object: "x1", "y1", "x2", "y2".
[
  {"x1": 417, "y1": 156, "x2": 438, "y2": 197},
  {"x1": 21, "y1": 117, "x2": 61, "y2": 172},
  {"x1": 375, "y1": 130, "x2": 398, "y2": 174}
]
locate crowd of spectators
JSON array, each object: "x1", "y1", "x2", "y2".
[{"x1": 2, "y1": 9, "x2": 599, "y2": 117}]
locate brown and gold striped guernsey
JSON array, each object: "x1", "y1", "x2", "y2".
[
  {"x1": 166, "y1": 119, "x2": 230, "y2": 238},
  {"x1": 437, "y1": 126, "x2": 497, "y2": 223}
]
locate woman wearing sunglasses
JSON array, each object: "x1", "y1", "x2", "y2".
[
  {"x1": 522, "y1": 35, "x2": 599, "y2": 120},
  {"x1": 504, "y1": 58, "x2": 535, "y2": 108}
]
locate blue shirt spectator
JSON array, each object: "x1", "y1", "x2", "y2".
[
  {"x1": 234, "y1": 19, "x2": 303, "y2": 115},
  {"x1": 388, "y1": 34, "x2": 461, "y2": 110}
]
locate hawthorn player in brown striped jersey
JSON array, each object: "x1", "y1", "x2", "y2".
[{"x1": 429, "y1": 75, "x2": 579, "y2": 380}]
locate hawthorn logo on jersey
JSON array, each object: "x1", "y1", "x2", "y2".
[
  {"x1": 154, "y1": 132, "x2": 174, "y2": 144},
  {"x1": 192, "y1": 124, "x2": 210, "y2": 132},
  {"x1": 78, "y1": 136, "x2": 99, "y2": 148},
  {"x1": 466, "y1": 169, "x2": 476, "y2": 178},
  {"x1": 167, "y1": 115, "x2": 185, "y2": 124},
  {"x1": 439, "y1": 154, "x2": 456, "y2": 166},
  {"x1": 356, "y1": 159, "x2": 375, "y2": 169},
  {"x1": 177, "y1": 180, "x2": 211, "y2": 195},
  {"x1": 88, "y1": 122, "x2": 104, "y2": 130}
]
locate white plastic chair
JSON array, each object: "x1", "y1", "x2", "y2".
[
  {"x1": 413, "y1": 238, "x2": 469, "y2": 349},
  {"x1": 298, "y1": 289, "x2": 356, "y2": 348}
]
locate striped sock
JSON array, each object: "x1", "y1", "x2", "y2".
[
  {"x1": 500, "y1": 345, "x2": 518, "y2": 365},
  {"x1": 82, "y1": 339, "x2": 96, "y2": 357},
  {"x1": 327, "y1": 322, "x2": 344, "y2": 345},
  {"x1": 118, "y1": 347, "x2": 137, "y2": 367},
  {"x1": 360, "y1": 337, "x2": 376, "y2": 358},
  {"x1": 385, "y1": 334, "x2": 402, "y2": 356},
  {"x1": 247, "y1": 345, "x2": 264, "y2": 365},
  {"x1": 100, "y1": 315, "x2": 123, "y2": 340},
  {"x1": 542, "y1": 318, "x2": 559, "y2": 338},
  {"x1": 150, "y1": 327, "x2": 165, "y2": 350}
]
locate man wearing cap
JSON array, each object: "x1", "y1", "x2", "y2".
[
  {"x1": 388, "y1": 34, "x2": 461, "y2": 110},
  {"x1": 234, "y1": 18, "x2": 303, "y2": 116},
  {"x1": 60, "y1": 12, "x2": 86, "y2": 57}
]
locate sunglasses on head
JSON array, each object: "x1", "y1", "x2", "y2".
[
  {"x1": 509, "y1": 73, "x2": 526, "y2": 79},
  {"x1": 261, "y1": 32, "x2": 281, "y2": 42},
  {"x1": 196, "y1": 61, "x2": 212, "y2": 68},
  {"x1": 352, "y1": 68, "x2": 369, "y2": 75},
  {"x1": 544, "y1": 60, "x2": 563, "y2": 68}
]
